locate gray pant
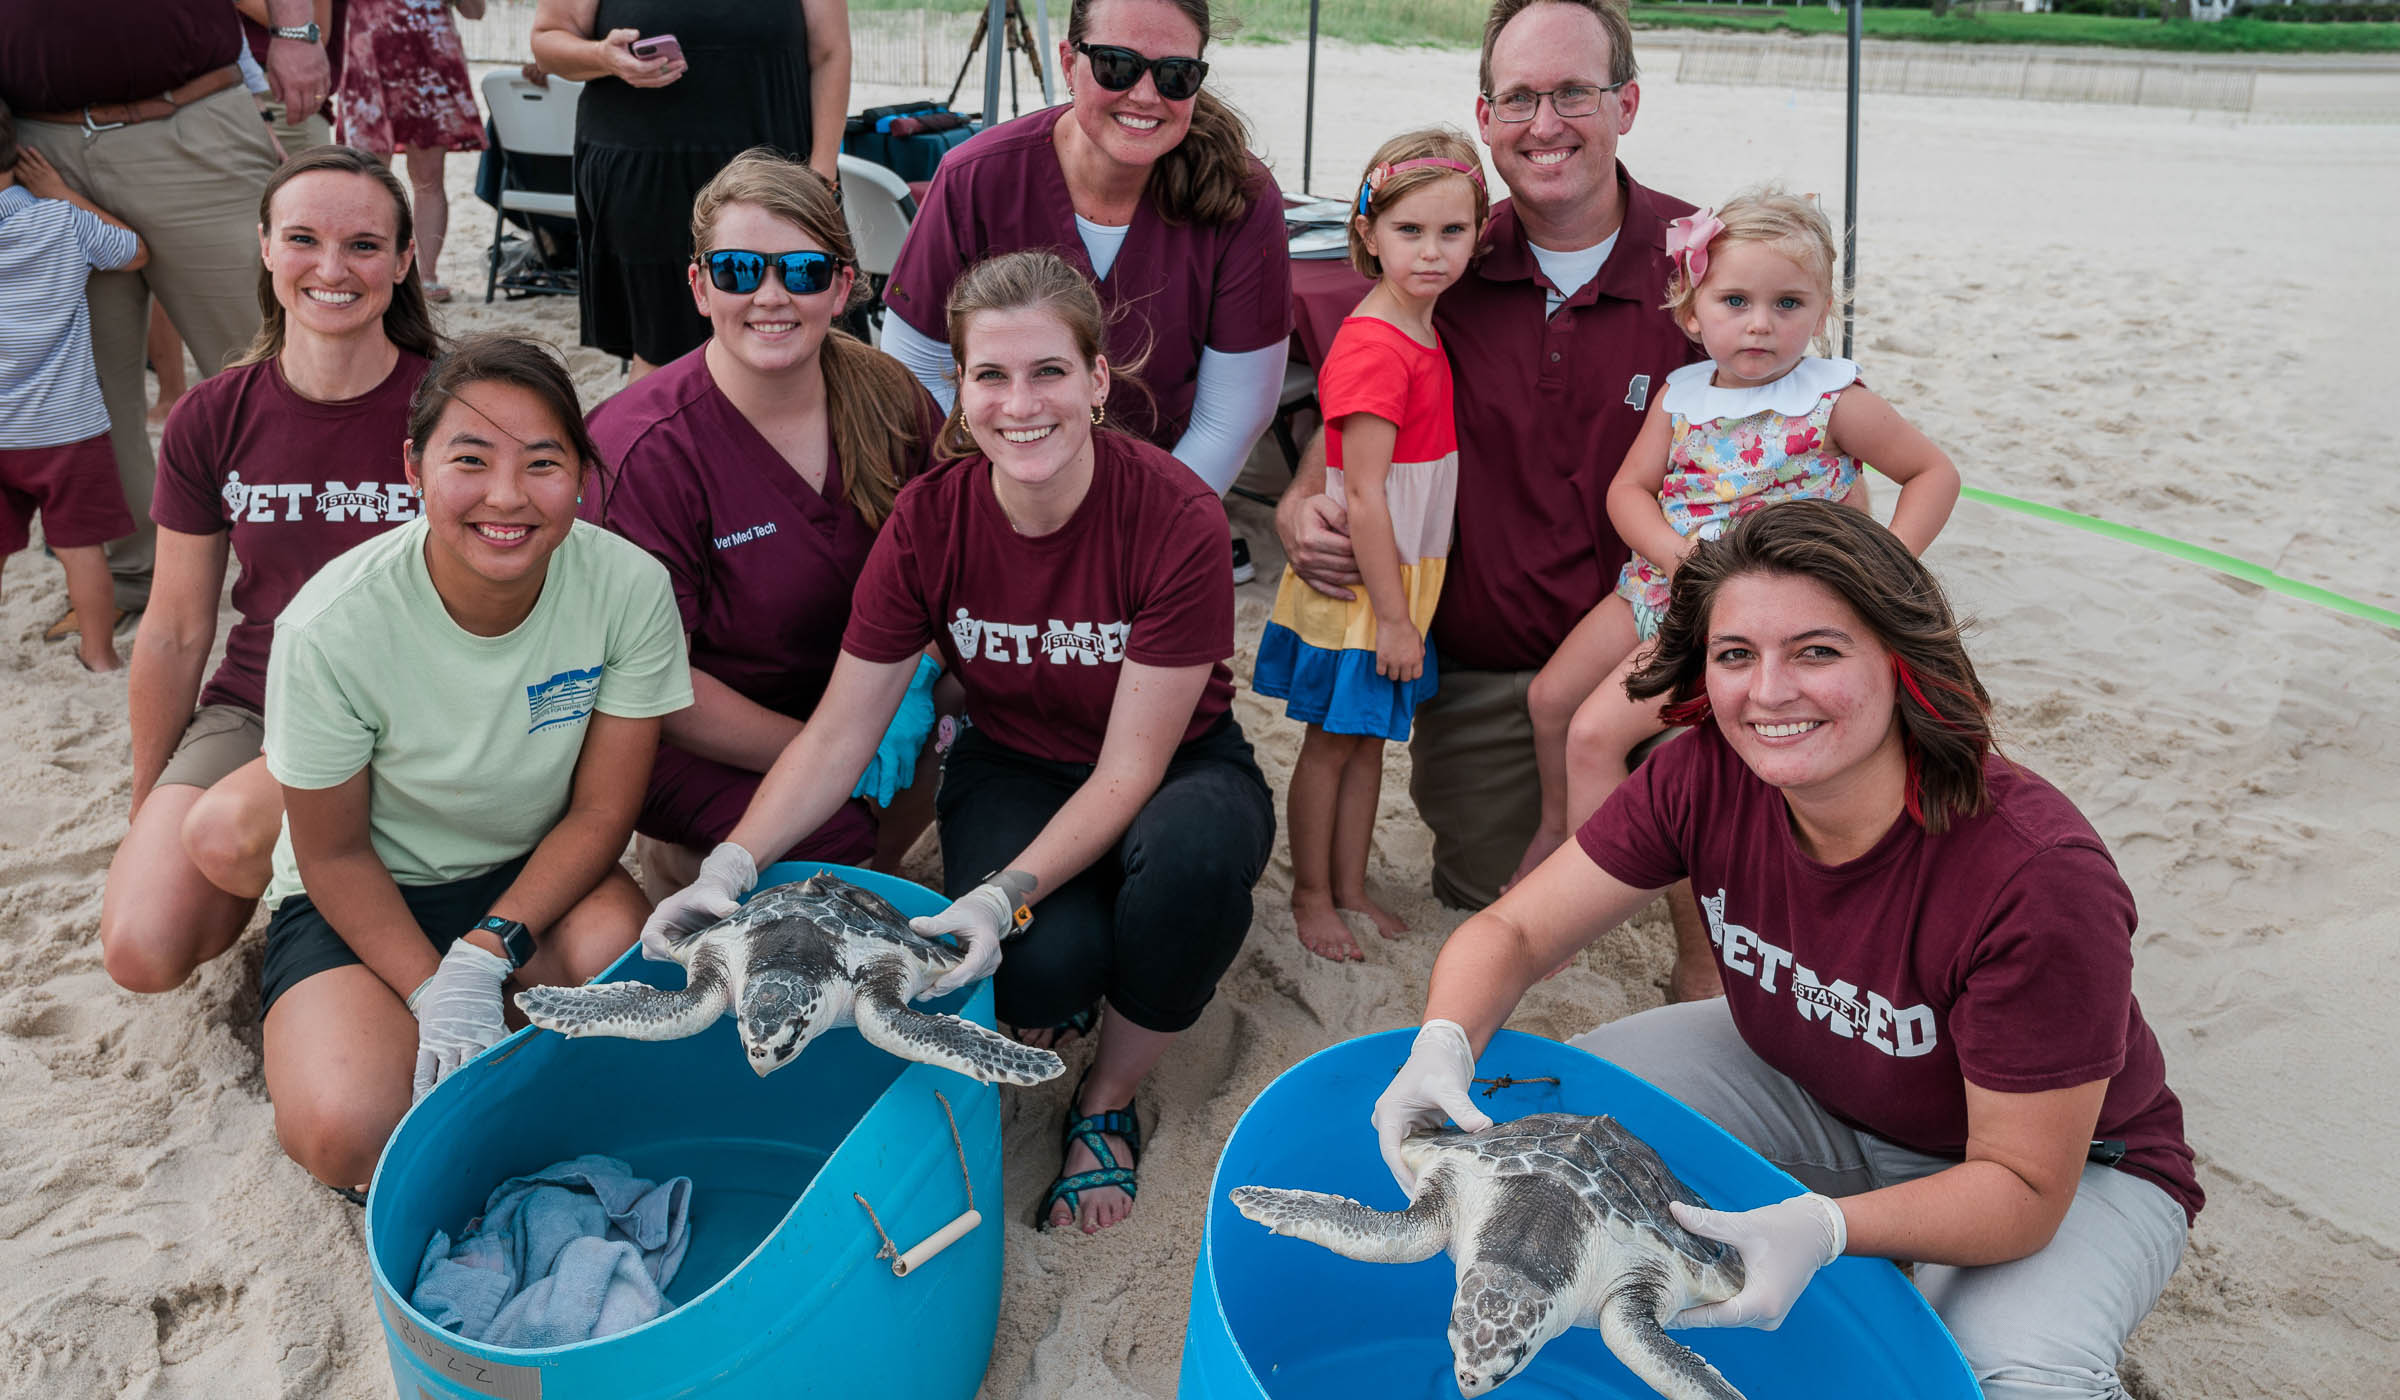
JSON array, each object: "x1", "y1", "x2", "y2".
[
  {"x1": 1571, "y1": 1000, "x2": 2188, "y2": 1400},
  {"x1": 17, "y1": 80, "x2": 277, "y2": 609}
]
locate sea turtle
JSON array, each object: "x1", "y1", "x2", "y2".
[
  {"x1": 1231, "y1": 1112, "x2": 1748, "y2": 1399},
  {"x1": 514, "y1": 873, "x2": 1065, "y2": 1086}
]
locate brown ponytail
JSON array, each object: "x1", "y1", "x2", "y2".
[{"x1": 1067, "y1": 0, "x2": 1258, "y2": 228}]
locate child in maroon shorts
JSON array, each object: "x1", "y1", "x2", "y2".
[{"x1": 0, "y1": 100, "x2": 150, "y2": 671}]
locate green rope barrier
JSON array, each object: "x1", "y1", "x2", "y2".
[{"x1": 1953, "y1": 485, "x2": 2400, "y2": 633}]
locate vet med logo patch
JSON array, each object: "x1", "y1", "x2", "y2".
[{"x1": 526, "y1": 665, "x2": 603, "y2": 733}]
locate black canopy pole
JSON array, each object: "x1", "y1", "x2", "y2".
[
  {"x1": 984, "y1": 0, "x2": 1006, "y2": 125},
  {"x1": 1842, "y1": 0, "x2": 1861, "y2": 358},
  {"x1": 1303, "y1": 0, "x2": 1321, "y2": 193}
]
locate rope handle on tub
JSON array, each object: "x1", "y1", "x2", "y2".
[{"x1": 853, "y1": 1089, "x2": 982, "y2": 1277}]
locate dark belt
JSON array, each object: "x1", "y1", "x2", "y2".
[{"x1": 24, "y1": 65, "x2": 244, "y2": 135}]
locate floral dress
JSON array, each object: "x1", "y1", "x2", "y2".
[
  {"x1": 1616, "y1": 356, "x2": 1863, "y2": 637},
  {"x1": 336, "y1": 0, "x2": 486, "y2": 154}
]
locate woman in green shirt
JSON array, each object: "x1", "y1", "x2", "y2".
[{"x1": 257, "y1": 335, "x2": 693, "y2": 1193}]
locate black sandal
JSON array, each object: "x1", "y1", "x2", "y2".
[{"x1": 1034, "y1": 1067, "x2": 1141, "y2": 1231}]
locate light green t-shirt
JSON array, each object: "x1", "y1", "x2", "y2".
[{"x1": 262, "y1": 517, "x2": 693, "y2": 907}]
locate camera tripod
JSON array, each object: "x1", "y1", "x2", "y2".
[{"x1": 945, "y1": 0, "x2": 1049, "y2": 119}]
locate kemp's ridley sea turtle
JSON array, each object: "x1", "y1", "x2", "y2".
[
  {"x1": 1232, "y1": 1112, "x2": 1748, "y2": 1399},
  {"x1": 515, "y1": 873, "x2": 1065, "y2": 1086}
]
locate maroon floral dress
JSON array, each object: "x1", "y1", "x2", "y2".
[{"x1": 336, "y1": 0, "x2": 486, "y2": 154}]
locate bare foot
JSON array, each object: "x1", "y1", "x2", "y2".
[
  {"x1": 1012, "y1": 1024, "x2": 1062, "y2": 1051},
  {"x1": 1501, "y1": 823, "x2": 1570, "y2": 896},
  {"x1": 1669, "y1": 957, "x2": 1726, "y2": 1004},
  {"x1": 1048, "y1": 1094, "x2": 1136, "y2": 1234},
  {"x1": 77, "y1": 642, "x2": 122, "y2": 672},
  {"x1": 1292, "y1": 889, "x2": 1363, "y2": 962},
  {"x1": 1333, "y1": 888, "x2": 1408, "y2": 937}
]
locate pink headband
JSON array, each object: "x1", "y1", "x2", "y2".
[
  {"x1": 1665, "y1": 207, "x2": 1725, "y2": 286},
  {"x1": 1357, "y1": 158, "x2": 1486, "y2": 217}
]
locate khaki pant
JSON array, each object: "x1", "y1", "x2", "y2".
[
  {"x1": 263, "y1": 99, "x2": 334, "y2": 161},
  {"x1": 16, "y1": 81, "x2": 277, "y2": 610},
  {"x1": 1407, "y1": 667, "x2": 1540, "y2": 911}
]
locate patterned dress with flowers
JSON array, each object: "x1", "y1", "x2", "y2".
[
  {"x1": 1616, "y1": 356, "x2": 1863, "y2": 636},
  {"x1": 335, "y1": 0, "x2": 486, "y2": 155}
]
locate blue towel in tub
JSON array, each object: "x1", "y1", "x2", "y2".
[{"x1": 410, "y1": 1153, "x2": 693, "y2": 1347}]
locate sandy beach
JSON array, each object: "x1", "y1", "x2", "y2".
[{"x1": 3, "y1": 35, "x2": 2395, "y2": 1399}]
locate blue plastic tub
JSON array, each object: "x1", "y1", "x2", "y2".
[
  {"x1": 366, "y1": 861, "x2": 1001, "y2": 1400},
  {"x1": 1182, "y1": 1028, "x2": 1975, "y2": 1400}
]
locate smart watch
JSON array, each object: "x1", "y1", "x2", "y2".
[
  {"x1": 474, "y1": 916, "x2": 537, "y2": 970},
  {"x1": 269, "y1": 21, "x2": 324, "y2": 43}
]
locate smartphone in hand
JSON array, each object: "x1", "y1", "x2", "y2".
[{"x1": 630, "y1": 33, "x2": 682, "y2": 65}]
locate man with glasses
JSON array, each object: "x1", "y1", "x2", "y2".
[{"x1": 1276, "y1": 0, "x2": 1723, "y2": 995}]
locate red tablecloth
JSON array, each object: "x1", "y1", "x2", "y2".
[{"x1": 1289, "y1": 258, "x2": 1372, "y2": 368}]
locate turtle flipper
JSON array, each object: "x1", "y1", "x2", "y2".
[
  {"x1": 1595, "y1": 1265, "x2": 1747, "y2": 1400},
  {"x1": 1230, "y1": 1170, "x2": 1454, "y2": 1263},
  {"x1": 515, "y1": 976, "x2": 729, "y2": 1041},
  {"x1": 853, "y1": 983, "x2": 1065, "y2": 1085}
]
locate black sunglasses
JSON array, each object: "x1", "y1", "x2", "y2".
[
  {"x1": 702, "y1": 249, "x2": 845, "y2": 296},
  {"x1": 1073, "y1": 42, "x2": 1208, "y2": 101}
]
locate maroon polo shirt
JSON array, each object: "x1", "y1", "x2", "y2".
[
  {"x1": 881, "y1": 107, "x2": 1293, "y2": 450},
  {"x1": 1582, "y1": 724, "x2": 2203, "y2": 1225},
  {"x1": 150, "y1": 352, "x2": 430, "y2": 715},
  {"x1": 843, "y1": 431, "x2": 1236, "y2": 764},
  {"x1": 584, "y1": 345, "x2": 940, "y2": 723},
  {"x1": 1430, "y1": 165, "x2": 1703, "y2": 672},
  {"x1": 0, "y1": 0, "x2": 240, "y2": 112}
]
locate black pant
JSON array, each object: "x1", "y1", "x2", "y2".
[{"x1": 935, "y1": 716, "x2": 1274, "y2": 1034}]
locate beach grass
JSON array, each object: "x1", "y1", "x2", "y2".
[{"x1": 848, "y1": 0, "x2": 2400, "y2": 54}]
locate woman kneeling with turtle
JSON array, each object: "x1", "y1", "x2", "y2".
[
  {"x1": 1372, "y1": 501, "x2": 2198, "y2": 1399},
  {"x1": 642, "y1": 250, "x2": 1274, "y2": 1234},
  {"x1": 260, "y1": 335, "x2": 692, "y2": 1192}
]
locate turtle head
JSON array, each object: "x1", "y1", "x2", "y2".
[
  {"x1": 1448, "y1": 1260, "x2": 1567, "y2": 1396},
  {"x1": 735, "y1": 970, "x2": 826, "y2": 1076}
]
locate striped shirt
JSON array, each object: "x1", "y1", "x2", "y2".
[{"x1": 0, "y1": 184, "x2": 140, "y2": 450}]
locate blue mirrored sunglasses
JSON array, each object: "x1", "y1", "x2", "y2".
[{"x1": 703, "y1": 249, "x2": 844, "y2": 295}]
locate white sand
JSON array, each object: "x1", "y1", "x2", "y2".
[{"x1": 3, "y1": 39, "x2": 2395, "y2": 1399}]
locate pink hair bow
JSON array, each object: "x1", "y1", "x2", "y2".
[{"x1": 1665, "y1": 207, "x2": 1724, "y2": 286}]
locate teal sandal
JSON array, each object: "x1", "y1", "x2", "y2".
[{"x1": 1035, "y1": 1070, "x2": 1142, "y2": 1231}]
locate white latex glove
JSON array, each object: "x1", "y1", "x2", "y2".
[
  {"x1": 409, "y1": 941, "x2": 513, "y2": 1102},
  {"x1": 1370, "y1": 1019, "x2": 1494, "y2": 1197},
  {"x1": 911, "y1": 872, "x2": 1031, "y2": 998},
  {"x1": 1668, "y1": 1191, "x2": 1847, "y2": 1331},
  {"x1": 640, "y1": 841, "x2": 757, "y2": 961}
]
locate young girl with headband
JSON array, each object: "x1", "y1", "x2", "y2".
[
  {"x1": 1254, "y1": 128, "x2": 1487, "y2": 962},
  {"x1": 1508, "y1": 185, "x2": 1962, "y2": 912}
]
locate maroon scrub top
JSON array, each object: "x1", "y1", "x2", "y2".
[
  {"x1": 1429, "y1": 166, "x2": 1704, "y2": 673},
  {"x1": 585, "y1": 344, "x2": 940, "y2": 722},
  {"x1": 882, "y1": 107, "x2": 1293, "y2": 450},
  {"x1": 843, "y1": 431, "x2": 1236, "y2": 765}
]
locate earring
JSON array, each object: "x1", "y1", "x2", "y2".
[{"x1": 1090, "y1": 402, "x2": 1106, "y2": 427}]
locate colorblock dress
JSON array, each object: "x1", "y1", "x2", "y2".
[
  {"x1": 1254, "y1": 317, "x2": 1458, "y2": 741},
  {"x1": 1617, "y1": 355, "x2": 1864, "y2": 638}
]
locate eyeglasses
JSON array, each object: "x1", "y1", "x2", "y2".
[
  {"x1": 702, "y1": 249, "x2": 845, "y2": 296},
  {"x1": 1073, "y1": 42, "x2": 1209, "y2": 102},
  {"x1": 1482, "y1": 80, "x2": 1630, "y2": 123}
]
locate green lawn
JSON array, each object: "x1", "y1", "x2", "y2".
[{"x1": 850, "y1": 0, "x2": 2400, "y2": 54}]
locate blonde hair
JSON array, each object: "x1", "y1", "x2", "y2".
[
  {"x1": 687, "y1": 148, "x2": 924, "y2": 530},
  {"x1": 1346, "y1": 128, "x2": 1489, "y2": 280},
  {"x1": 1663, "y1": 185, "x2": 1847, "y2": 352},
  {"x1": 937, "y1": 251, "x2": 1149, "y2": 458}
]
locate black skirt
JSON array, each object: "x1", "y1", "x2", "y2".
[{"x1": 575, "y1": 0, "x2": 817, "y2": 364}]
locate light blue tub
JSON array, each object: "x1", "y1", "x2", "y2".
[
  {"x1": 1182, "y1": 1028, "x2": 1976, "y2": 1399},
  {"x1": 366, "y1": 861, "x2": 1000, "y2": 1399}
]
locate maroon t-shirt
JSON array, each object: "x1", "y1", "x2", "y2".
[
  {"x1": 842, "y1": 431, "x2": 1236, "y2": 764},
  {"x1": 1579, "y1": 724, "x2": 2202, "y2": 1225},
  {"x1": 0, "y1": 0, "x2": 240, "y2": 112},
  {"x1": 151, "y1": 352, "x2": 429, "y2": 714},
  {"x1": 585, "y1": 344, "x2": 940, "y2": 722},
  {"x1": 881, "y1": 107, "x2": 1292, "y2": 450},
  {"x1": 1430, "y1": 166, "x2": 1705, "y2": 672}
]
